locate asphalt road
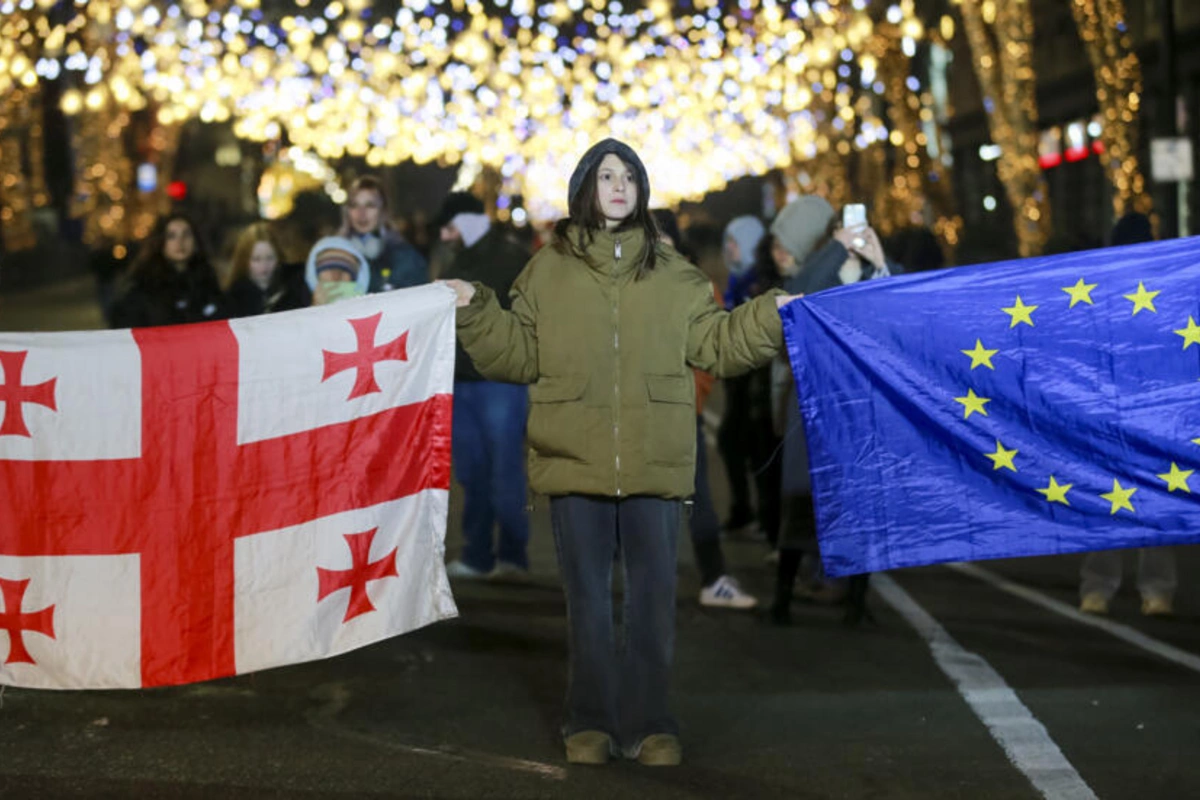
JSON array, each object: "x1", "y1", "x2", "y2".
[{"x1": 1, "y1": 278, "x2": 1198, "y2": 799}]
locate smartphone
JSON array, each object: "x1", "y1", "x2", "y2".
[{"x1": 842, "y1": 203, "x2": 867, "y2": 230}]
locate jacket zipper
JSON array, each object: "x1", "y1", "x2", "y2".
[{"x1": 612, "y1": 234, "x2": 622, "y2": 497}]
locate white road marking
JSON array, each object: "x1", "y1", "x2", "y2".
[
  {"x1": 947, "y1": 562, "x2": 1200, "y2": 675},
  {"x1": 874, "y1": 573, "x2": 1098, "y2": 800}
]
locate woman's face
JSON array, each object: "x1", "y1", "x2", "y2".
[
  {"x1": 248, "y1": 240, "x2": 279, "y2": 287},
  {"x1": 163, "y1": 219, "x2": 196, "y2": 266},
  {"x1": 595, "y1": 154, "x2": 636, "y2": 228},
  {"x1": 772, "y1": 238, "x2": 799, "y2": 276},
  {"x1": 347, "y1": 189, "x2": 384, "y2": 235}
]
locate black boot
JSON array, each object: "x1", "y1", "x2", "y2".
[
  {"x1": 768, "y1": 548, "x2": 803, "y2": 626},
  {"x1": 842, "y1": 573, "x2": 876, "y2": 628}
]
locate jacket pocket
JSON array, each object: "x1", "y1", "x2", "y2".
[
  {"x1": 529, "y1": 374, "x2": 588, "y2": 404},
  {"x1": 527, "y1": 374, "x2": 590, "y2": 462},
  {"x1": 645, "y1": 374, "x2": 694, "y2": 465}
]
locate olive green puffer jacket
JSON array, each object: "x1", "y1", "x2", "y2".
[{"x1": 456, "y1": 226, "x2": 784, "y2": 499}]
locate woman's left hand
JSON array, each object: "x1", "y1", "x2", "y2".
[{"x1": 776, "y1": 293, "x2": 803, "y2": 309}]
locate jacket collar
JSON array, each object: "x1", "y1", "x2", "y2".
[{"x1": 572, "y1": 225, "x2": 646, "y2": 277}]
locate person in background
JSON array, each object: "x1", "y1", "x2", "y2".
[
  {"x1": 653, "y1": 208, "x2": 758, "y2": 610},
  {"x1": 1080, "y1": 210, "x2": 1176, "y2": 617},
  {"x1": 339, "y1": 175, "x2": 427, "y2": 292},
  {"x1": 716, "y1": 215, "x2": 768, "y2": 535},
  {"x1": 305, "y1": 236, "x2": 371, "y2": 306},
  {"x1": 768, "y1": 197, "x2": 895, "y2": 626},
  {"x1": 224, "y1": 222, "x2": 308, "y2": 317},
  {"x1": 445, "y1": 138, "x2": 795, "y2": 767},
  {"x1": 436, "y1": 191, "x2": 534, "y2": 581},
  {"x1": 110, "y1": 212, "x2": 225, "y2": 329},
  {"x1": 745, "y1": 233, "x2": 785, "y2": 558}
]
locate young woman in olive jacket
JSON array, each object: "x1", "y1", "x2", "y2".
[{"x1": 444, "y1": 139, "x2": 796, "y2": 767}]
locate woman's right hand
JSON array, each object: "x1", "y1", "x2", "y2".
[{"x1": 440, "y1": 279, "x2": 476, "y2": 307}]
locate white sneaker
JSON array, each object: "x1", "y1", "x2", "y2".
[
  {"x1": 489, "y1": 561, "x2": 531, "y2": 582},
  {"x1": 445, "y1": 560, "x2": 489, "y2": 580},
  {"x1": 699, "y1": 576, "x2": 759, "y2": 609}
]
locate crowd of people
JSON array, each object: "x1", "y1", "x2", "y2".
[{"x1": 98, "y1": 139, "x2": 1177, "y2": 768}]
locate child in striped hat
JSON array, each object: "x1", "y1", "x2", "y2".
[{"x1": 305, "y1": 236, "x2": 371, "y2": 305}]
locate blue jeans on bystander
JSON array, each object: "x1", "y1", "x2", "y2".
[{"x1": 451, "y1": 380, "x2": 530, "y2": 573}]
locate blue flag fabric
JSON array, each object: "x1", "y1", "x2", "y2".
[{"x1": 781, "y1": 237, "x2": 1200, "y2": 577}]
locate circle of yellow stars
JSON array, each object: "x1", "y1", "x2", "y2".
[{"x1": 954, "y1": 276, "x2": 1199, "y2": 516}]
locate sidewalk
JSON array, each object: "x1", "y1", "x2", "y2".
[{"x1": 0, "y1": 276, "x2": 106, "y2": 332}]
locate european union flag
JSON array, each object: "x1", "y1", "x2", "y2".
[{"x1": 780, "y1": 237, "x2": 1200, "y2": 577}]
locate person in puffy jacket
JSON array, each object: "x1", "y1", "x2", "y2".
[{"x1": 444, "y1": 139, "x2": 797, "y2": 768}]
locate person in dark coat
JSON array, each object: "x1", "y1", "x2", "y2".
[
  {"x1": 436, "y1": 192, "x2": 535, "y2": 580},
  {"x1": 715, "y1": 215, "x2": 771, "y2": 536},
  {"x1": 224, "y1": 222, "x2": 309, "y2": 317},
  {"x1": 338, "y1": 175, "x2": 427, "y2": 292},
  {"x1": 768, "y1": 197, "x2": 898, "y2": 626},
  {"x1": 109, "y1": 213, "x2": 226, "y2": 329}
]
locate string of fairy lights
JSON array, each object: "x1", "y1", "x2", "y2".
[
  {"x1": 957, "y1": 0, "x2": 1052, "y2": 258},
  {"x1": 1069, "y1": 0, "x2": 1151, "y2": 218},
  {"x1": 0, "y1": 0, "x2": 953, "y2": 237},
  {"x1": 0, "y1": 0, "x2": 1151, "y2": 255}
]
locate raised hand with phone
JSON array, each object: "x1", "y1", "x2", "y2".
[{"x1": 833, "y1": 202, "x2": 887, "y2": 274}]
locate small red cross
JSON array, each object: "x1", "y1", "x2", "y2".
[
  {"x1": 0, "y1": 576, "x2": 56, "y2": 665},
  {"x1": 322, "y1": 313, "x2": 409, "y2": 401},
  {"x1": 316, "y1": 528, "x2": 399, "y2": 623},
  {"x1": 0, "y1": 350, "x2": 57, "y2": 438}
]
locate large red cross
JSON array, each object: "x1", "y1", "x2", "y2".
[
  {"x1": 317, "y1": 528, "x2": 399, "y2": 623},
  {"x1": 0, "y1": 320, "x2": 451, "y2": 686},
  {"x1": 322, "y1": 313, "x2": 409, "y2": 400},
  {"x1": 0, "y1": 577, "x2": 55, "y2": 665},
  {"x1": 0, "y1": 350, "x2": 57, "y2": 438}
]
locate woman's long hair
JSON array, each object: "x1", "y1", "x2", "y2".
[
  {"x1": 227, "y1": 222, "x2": 283, "y2": 290},
  {"x1": 552, "y1": 156, "x2": 661, "y2": 279},
  {"x1": 129, "y1": 212, "x2": 214, "y2": 290}
]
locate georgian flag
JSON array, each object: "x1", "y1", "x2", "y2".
[{"x1": 0, "y1": 285, "x2": 458, "y2": 689}]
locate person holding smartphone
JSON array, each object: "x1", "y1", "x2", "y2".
[{"x1": 768, "y1": 198, "x2": 898, "y2": 625}]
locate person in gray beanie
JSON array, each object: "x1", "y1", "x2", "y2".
[
  {"x1": 768, "y1": 198, "x2": 896, "y2": 627},
  {"x1": 769, "y1": 195, "x2": 836, "y2": 275}
]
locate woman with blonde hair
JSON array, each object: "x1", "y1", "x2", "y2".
[
  {"x1": 338, "y1": 175, "x2": 427, "y2": 292},
  {"x1": 224, "y1": 222, "x2": 307, "y2": 317}
]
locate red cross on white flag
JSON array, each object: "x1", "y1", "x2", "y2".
[{"x1": 0, "y1": 284, "x2": 458, "y2": 689}]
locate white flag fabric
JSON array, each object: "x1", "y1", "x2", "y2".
[{"x1": 0, "y1": 285, "x2": 458, "y2": 689}]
